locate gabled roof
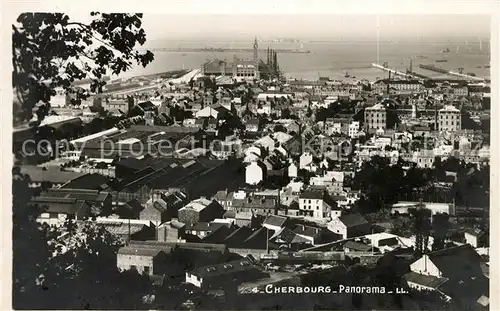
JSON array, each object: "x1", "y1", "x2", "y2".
[
  {"x1": 293, "y1": 225, "x2": 322, "y2": 238},
  {"x1": 19, "y1": 165, "x2": 87, "y2": 184},
  {"x1": 187, "y1": 222, "x2": 225, "y2": 232},
  {"x1": 30, "y1": 197, "x2": 91, "y2": 217},
  {"x1": 464, "y1": 228, "x2": 485, "y2": 238},
  {"x1": 188, "y1": 257, "x2": 258, "y2": 278},
  {"x1": 263, "y1": 215, "x2": 287, "y2": 228},
  {"x1": 299, "y1": 190, "x2": 325, "y2": 200},
  {"x1": 403, "y1": 271, "x2": 448, "y2": 289},
  {"x1": 137, "y1": 101, "x2": 157, "y2": 111},
  {"x1": 202, "y1": 225, "x2": 236, "y2": 244},
  {"x1": 117, "y1": 246, "x2": 166, "y2": 257},
  {"x1": 338, "y1": 213, "x2": 369, "y2": 227},
  {"x1": 123, "y1": 199, "x2": 143, "y2": 210},
  {"x1": 343, "y1": 240, "x2": 373, "y2": 252},
  {"x1": 40, "y1": 188, "x2": 109, "y2": 203},
  {"x1": 102, "y1": 221, "x2": 151, "y2": 236},
  {"x1": 223, "y1": 226, "x2": 253, "y2": 247},
  {"x1": 427, "y1": 244, "x2": 483, "y2": 279},
  {"x1": 61, "y1": 173, "x2": 111, "y2": 190}
]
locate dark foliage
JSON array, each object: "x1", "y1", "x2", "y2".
[{"x1": 13, "y1": 13, "x2": 154, "y2": 124}]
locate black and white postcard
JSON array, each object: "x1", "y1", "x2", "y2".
[{"x1": 2, "y1": 1, "x2": 498, "y2": 310}]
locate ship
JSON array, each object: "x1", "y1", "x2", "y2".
[
  {"x1": 436, "y1": 59, "x2": 448, "y2": 63},
  {"x1": 442, "y1": 48, "x2": 450, "y2": 53},
  {"x1": 344, "y1": 71, "x2": 350, "y2": 78}
]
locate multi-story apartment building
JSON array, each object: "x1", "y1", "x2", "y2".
[
  {"x1": 364, "y1": 103, "x2": 387, "y2": 131},
  {"x1": 438, "y1": 105, "x2": 461, "y2": 132}
]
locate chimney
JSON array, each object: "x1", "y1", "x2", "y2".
[{"x1": 434, "y1": 100, "x2": 438, "y2": 130}]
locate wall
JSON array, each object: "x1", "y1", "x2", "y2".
[
  {"x1": 229, "y1": 248, "x2": 272, "y2": 258},
  {"x1": 117, "y1": 254, "x2": 154, "y2": 275},
  {"x1": 186, "y1": 272, "x2": 203, "y2": 287},
  {"x1": 140, "y1": 204, "x2": 162, "y2": 224},
  {"x1": 410, "y1": 255, "x2": 441, "y2": 277},
  {"x1": 178, "y1": 208, "x2": 200, "y2": 226},
  {"x1": 246, "y1": 163, "x2": 264, "y2": 185}
]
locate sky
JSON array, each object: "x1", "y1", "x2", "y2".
[
  {"x1": 54, "y1": 12, "x2": 491, "y2": 42},
  {"x1": 138, "y1": 14, "x2": 491, "y2": 41}
]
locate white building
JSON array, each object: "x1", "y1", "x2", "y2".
[
  {"x1": 299, "y1": 152, "x2": 316, "y2": 171},
  {"x1": 364, "y1": 103, "x2": 387, "y2": 130},
  {"x1": 245, "y1": 161, "x2": 266, "y2": 185},
  {"x1": 348, "y1": 121, "x2": 360, "y2": 138},
  {"x1": 438, "y1": 105, "x2": 461, "y2": 132},
  {"x1": 298, "y1": 190, "x2": 334, "y2": 219},
  {"x1": 288, "y1": 161, "x2": 298, "y2": 178}
]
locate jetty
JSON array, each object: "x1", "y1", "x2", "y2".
[
  {"x1": 371, "y1": 63, "x2": 418, "y2": 79},
  {"x1": 419, "y1": 64, "x2": 486, "y2": 82},
  {"x1": 145, "y1": 47, "x2": 310, "y2": 54}
]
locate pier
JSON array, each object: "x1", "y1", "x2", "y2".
[
  {"x1": 418, "y1": 64, "x2": 486, "y2": 82},
  {"x1": 144, "y1": 47, "x2": 310, "y2": 54},
  {"x1": 371, "y1": 63, "x2": 419, "y2": 79}
]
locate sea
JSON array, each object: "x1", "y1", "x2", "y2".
[{"x1": 121, "y1": 39, "x2": 491, "y2": 81}]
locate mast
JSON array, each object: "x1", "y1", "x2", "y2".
[{"x1": 376, "y1": 15, "x2": 380, "y2": 64}]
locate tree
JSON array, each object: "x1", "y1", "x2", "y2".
[
  {"x1": 281, "y1": 108, "x2": 291, "y2": 119},
  {"x1": 12, "y1": 166, "x2": 154, "y2": 309},
  {"x1": 273, "y1": 124, "x2": 287, "y2": 133},
  {"x1": 410, "y1": 206, "x2": 432, "y2": 255},
  {"x1": 13, "y1": 13, "x2": 154, "y2": 124},
  {"x1": 12, "y1": 168, "x2": 53, "y2": 308},
  {"x1": 431, "y1": 213, "x2": 450, "y2": 251}
]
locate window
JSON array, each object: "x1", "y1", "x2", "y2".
[
  {"x1": 144, "y1": 266, "x2": 150, "y2": 274},
  {"x1": 130, "y1": 265, "x2": 137, "y2": 271}
]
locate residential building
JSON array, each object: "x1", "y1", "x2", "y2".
[
  {"x1": 327, "y1": 213, "x2": 370, "y2": 239},
  {"x1": 156, "y1": 220, "x2": 186, "y2": 242},
  {"x1": 298, "y1": 189, "x2": 335, "y2": 219},
  {"x1": 464, "y1": 229, "x2": 488, "y2": 248},
  {"x1": 140, "y1": 192, "x2": 187, "y2": 225},
  {"x1": 438, "y1": 105, "x2": 461, "y2": 132},
  {"x1": 31, "y1": 197, "x2": 91, "y2": 226},
  {"x1": 348, "y1": 121, "x2": 360, "y2": 138},
  {"x1": 262, "y1": 215, "x2": 288, "y2": 232},
  {"x1": 185, "y1": 222, "x2": 227, "y2": 239},
  {"x1": 95, "y1": 218, "x2": 156, "y2": 243},
  {"x1": 405, "y1": 245, "x2": 488, "y2": 309},
  {"x1": 246, "y1": 118, "x2": 260, "y2": 132},
  {"x1": 117, "y1": 246, "x2": 169, "y2": 275},
  {"x1": 185, "y1": 256, "x2": 264, "y2": 289},
  {"x1": 373, "y1": 79, "x2": 424, "y2": 94},
  {"x1": 245, "y1": 161, "x2": 267, "y2": 185},
  {"x1": 364, "y1": 103, "x2": 387, "y2": 130},
  {"x1": 178, "y1": 198, "x2": 225, "y2": 226},
  {"x1": 37, "y1": 188, "x2": 111, "y2": 215}
]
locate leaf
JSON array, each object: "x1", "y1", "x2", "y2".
[{"x1": 12, "y1": 13, "x2": 155, "y2": 124}]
